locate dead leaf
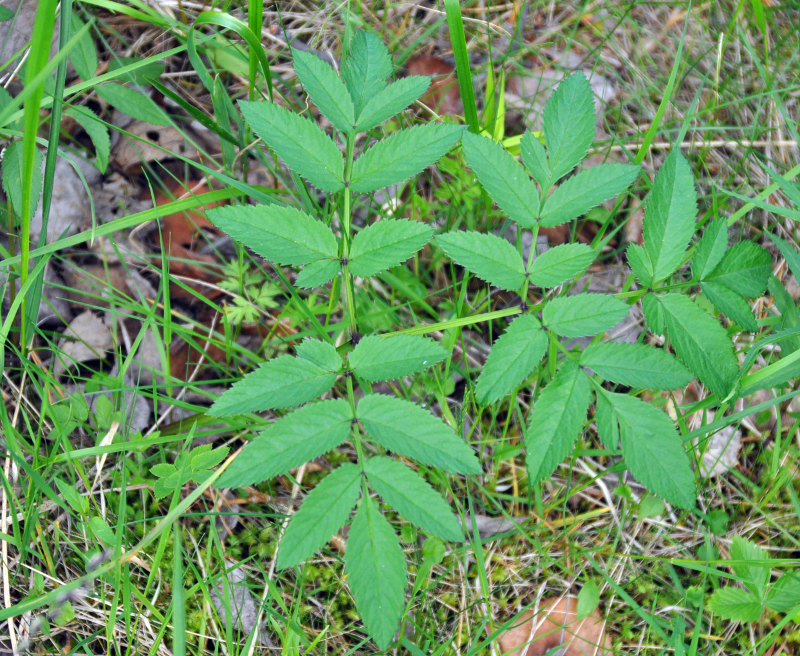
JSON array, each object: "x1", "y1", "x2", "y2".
[
  {"x1": 53, "y1": 310, "x2": 113, "y2": 376},
  {"x1": 112, "y1": 121, "x2": 199, "y2": 175},
  {"x1": 406, "y1": 55, "x2": 462, "y2": 117}
]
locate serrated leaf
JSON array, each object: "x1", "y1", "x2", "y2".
[
  {"x1": 692, "y1": 217, "x2": 728, "y2": 280},
  {"x1": 292, "y1": 48, "x2": 354, "y2": 133},
  {"x1": 604, "y1": 390, "x2": 695, "y2": 509},
  {"x1": 355, "y1": 76, "x2": 430, "y2": 131},
  {"x1": 475, "y1": 314, "x2": 547, "y2": 404},
  {"x1": 278, "y1": 463, "x2": 361, "y2": 569},
  {"x1": 69, "y1": 14, "x2": 97, "y2": 81},
  {"x1": 520, "y1": 130, "x2": 549, "y2": 190},
  {"x1": 216, "y1": 400, "x2": 353, "y2": 488},
  {"x1": 461, "y1": 131, "x2": 540, "y2": 227},
  {"x1": 627, "y1": 243, "x2": 654, "y2": 288},
  {"x1": 96, "y1": 83, "x2": 171, "y2": 126},
  {"x1": 708, "y1": 587, "x2": 762, "y2": 622},
  {"x1": 209, "y1": 354, "x2": 338, "y2": 415},
  {"x1": 207, "y1": 204, "x2": 337, "y2": 266},
  {"x1": 540, "y1": 163, "x2": 639, "y2": 228},
  {"x1": 435, "y1": 231, "x2": 525, "y2": 291},
  {"x1": 655, "y1": 294, "x2": 739, "y2": 399},
  {"x1": 642, "y1": 150, "x2": 697, "y2": 281},
  {"x1": 595, "y1": 389, "x2": 619, "y2": 450},
  {"x1": 349, "y1": 219, "x2": 433, "y2": 277},
  {"x1": 357, "y1": 395, "x2": 480, "y2": 474},
  {"x1": 349, "y1": 334, "x2": 446, "y2": 381},
  {"x1": 345, "y1": 496, "x2": 406, "y2": 649},
  {"x1": 342, "y1": 30, "x2": 392, "y2": 117},
  {"x1": 705, "y1": 241, "x2": 772, "y2": 297},
  {"x1": 1, "y1": 140, "x2": 42, "y2": 217},
  {"x1": 66, "y1": 106, "x2": 110, "y2": 173},
  {"x1": 641, "y1": 292, "x2": 665, "y2": 333},
  {"x1": 730, "y1": 537, "x2": 769, "y2": 600},
  {"x1": 543, "y1": 72, "x2": 595, "y2": 182},
  {"x1": 580, "y1": 342, "x2": 693, "y2": 390},
  {"x1": 542, "y1": 293, "x2": 629, "y2": 338},
  {"x1": 528, "y1": 243, "x2": 595, "y2": 288},
  {"x1": 190, "y1": 444, "x2": 229, "y2": 471},
  {"x1": 295, "y1": 339, "x2": 341, "y2": 371},
  {"x1": 577, "y1": 580, "x2": 600, "y2": 620},
  {"x1": 239, "y1": 100, "x2": 344, "y2": 192},
  {"x1": 350, "y1": 123, "x2": 463, "y2": 193},
  {"x1": 296, "y1": 258, "x2": 339, "y2": 288},
  {"x1": 701, "y1": 281, "x2": 758, "y2": 331},
  {"x1": 365, "y1": 456, "x2": 462, "y2": 541},
  {"x1": 765, "y1": 573, "x2": 800, "y2": 613},
  {"x1": 525, "y1": 362, "x2": 591, "y2": 483}
]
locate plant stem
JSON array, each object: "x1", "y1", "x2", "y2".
[{"x1": 341, "y1": 132, "x2": 358, "y2": 336}]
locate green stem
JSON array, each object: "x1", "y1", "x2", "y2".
[
  {"x1": 519, "y1": 224, "x2": 541, "y2": 305},
  {"x1": 345, "y1": 375, "x2": 370, "y2": 497},
  {"x1": 341, "y1": 132, "x2": 358, "y2": 337}
]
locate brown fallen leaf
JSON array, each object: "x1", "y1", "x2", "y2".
[
  {"x1": 498, "y1": 596, "x2": 612, "y2": 656},
  {"x1": 405, "y1": 55, "x2": 462, "y2": 117}
]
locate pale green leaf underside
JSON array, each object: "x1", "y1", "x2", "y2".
[
  {"x1": 355, "y1": 76, "x2": 430, "y2": 131},
  {"x1": 292, "y1": 48, "x2": 355, "y2": 133},
  {"x1": 528, "y1": 243, "x2": 595, "y2": 288},
  {"x1": 702, "y1": 281, "x2": 758, "y2": 331},
  {"x1": 435, "y1": 230, "x2": 525, "y2": 291},
  {"x1": 216, "y1": 399, "x2": 353, "y2": 488},
  {"x1": 692, "y1": 217, "x2": 728, "y2": 281},
  {"x1": 296, "y1": 258, "x2": 340, "y2": 288},
  {"x1": 520, "y1": 130, "x2": 549, "y2": 190},
  {"x1": 525, "y1": 362, "x2": 591, "y2": 483},
  {"x1": 704, "y1": 241, "x2": 772, "y2": 297},
  {"x1": 350, "y1": 123, "x2": 463, "y2": 193},
  {"x1": 708, "y1": 587, "x2": 763, "y2": 622},
  {"x1": 357, "y1": 394, "x2": 481, "y2": 474},
  {"x1": 365, "y1": 456, "x2": 462, "y2": 541},
  {"x1": 349, "y1": 219, "x2": 433, "y2": 278},
  {"x1": 580, "y1": 342, "x2": 693, "y2": 390},
  {"x1": 540, "y1": 163, "x2": 639, "y2": 228},
  {"x1": 349, "y1": 334, "x2": 446, "y2": 381},
  {"x1": 476, "y1": 314, "x2": 547, "y2": 404},
  {"x1": 97, "y1": 83, "x2": 172, "y2": 126},
  {"x1": 342, "y1": 30, "x2": 392, "y2": 117},
  {"x1": 542, "y1": 293, "x2": 630, "y2": 338},
  {"x1": 240, "y1": 100, "x2": 344, "y2": 192},
  {"x1": 278, "y1": 462, "x2": 361, "y2": 569},
  {"x1": 730, "y1": 536, "x2": 770, "y2": 600},
  {"x1": 543, "y1": 72, "x2": 595, "y2": 183},
  {"x1": 207, "y1": 204, "x2": 337, "y2": 266},
  {"x1": 461, "y1": 131, "x2": 539, "y2": 227},
  {"x1": 345, "y1": 496, "x2": 406, "y2": 649}
]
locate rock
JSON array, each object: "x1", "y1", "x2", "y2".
[{"x1": 30, "y1": 156, "x2": 90, "y2": 245}]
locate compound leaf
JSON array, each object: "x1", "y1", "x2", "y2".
[
  {"x1": 278, "y1": 462, "x2": 361, "y2": 569},
  {"x1": 461, "y1": 131, "x2": 540, "y2": 227},
  {"x1": 580, "y1": 342, "x2": 693, "y2": 390},
  {"x1": 357, "y1": 394, "x2": 480, "y2": 474},
  {"x1": 708, "y1": 587, "x2": 763, "y2": 623},
  {"x1": 540, "y1": 163, "x2": 639, "y2": 228},
  {"x1": 520, "y1": 130, "x2": 549, "y2": 190},
  {"x1": 342, "y1": 30, "x2": 392, "y2": 117},
  {"x1": 356, "y1": 76, "x2": 430, "y2": 131},
  {"x1": 240, "y1": 100, "x2": 344, "y2": 192},
  {"x1": 525, "y1": 362, "x2": 591, "y2": 484},
  {"x1": 216, "y1": 399, "x2": 353, "y2": 488},
  {"x1": 765, "y1": 573, "x2": 800, "y2": 613},
  {"x1": 292, "y1": 48, "x2": 354, "y2": 133},
  {"x1": 701, "y1": 281, "x2": 758, "y2": 331},
  {"x1": 704, "y1": 241, "x2": 772, "y2": 297},
  {"x1": 349, "y1": 334, "x2": 446, "y2": 381},
  {"x1": 350, "y1": 123, "x2": 463, "y2": 193},
  {"x1": 476, "y1": 314, "x2": 547, "y2": 404},
  {"x1": 365, "y1": 456, "x2": 462, "y2": 542},
  {"x1": 296, "y1": 258, "x2": 340, "y2": 288},
  {"x1": 542, "y1": 294, "x2": 629, "y2": 338},
  {"x1": 345, "y1": 496, "x2": 406, "y2": 649},
  {"x1": 349, "y1": 219, "x2": 433, "y2": 278},
  {"x1": 692, "y1": 217, "x2": 728, "y2": 281},
  {"x1": 543, "y1": 72, "x2": 595, "y2": 183},
  {"x1": 528, "y1": 243, "x2": 595, "y2": 288},
  {"x1": 435, "y1": 230, "x2": 525, "y2": 291}
]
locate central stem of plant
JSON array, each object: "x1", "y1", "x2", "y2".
[{"x1": 341, "y1": 132, "x2": 358, "y2": 337}]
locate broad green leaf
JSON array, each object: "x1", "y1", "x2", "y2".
[
  {"x1": 349, "y1": 334, "x2": 446, "y2": 381},
  {"x1": 208, "y1": 354, "x2": 338, "y2": 415},
  {"x1": 296, "y1": 258, "x2": 339, "y2": 288},
  {"x1": 295, "y1": 338, "x2": 341, "y2": 371},
  {"x1": 520, "y1": 130, "x2": 549, "y2": 190},
  {"x1": 365, "y1": 456, "x2": 462, "y2": 541},
  {"x1": 207, "y1": 204, "x2": 337, "y2": 265},
  {"x1": 627, "y1": 243, "x2": 654, "y2": 288},
  {"x1": 708, "y1": 587, "x2": 762, "y2": 622},
  {"x1": 355, "y1": 76, "x2": 430, "y2": 131},
  {"x1": 594, "y1": 389, "x2": 619, "y2": 450},
  {"x1": 1, "y1": 140, "x2": 42, "y2": 216},
  {"x1": 642, "y1": 150, "x2": 697, "y2": 281},
  {"x1": 701, "y1": 281, "x2": 758, "y2": 331},
  {"x1": 292, "y1": 48, "x2": 354, "y2": 133},
  {"x1": 692, "y1": 217, "x2": 728, "y2": 280},
  {"x1": 606, "y1": 391, "x2": 695, "y2": 508},
  {"x1": 704, "y1": 241, "x2": 772, "y2": 297},
  {"x1": 239, "y1": 100, "x2": 344, "y2": 192},
  {"x1": 69, "y1": 14, "x2": 98, "y2": 81},
  {"x1": 580, "y1": 342, "x2": 693, "y2": 390},
  {"x1": 654, "y1": 294, "x2": 739, "y2": 399},
  {"x1": 528, "y1": 243, "x2": 594, "y2": 288},
  {"x1": 540, "y1": 163, "x2": 639, "y2": 228},
  {"x1": 0, "y1": 5, "x2": 14, "y2": 20},
  {"x1": 345, "y1": 496, "x2": 406, "y2": 649},
  {"x1": 96, "y1": 83, "x2": 171, "y2": 126},
  {"x1": 767, "y1": 275, "x2": 800, "y2": 353},
  {"x1": 190, "y1": 444, "x2": 230, "y2": 471},
  {"x1": 577, "y1": 580, "x2": 600, "y2": 620},
  {"x1": 65, "y1": 106, "x2": 110, "y2": 173},
  {"x1": 461, "y1": 131, "x2": 540, "y2": 227},
  {"x1": 543, "y1": 72, "x2": 595, "y2": 182},
  {"x1": 435, "y1": 231, "x2": 526, "y2": 291},
  {"x1": 765, "y1": 573, "x2": 800, "y2": 613},
  {"x1": 767, "y1": 232, "x2": 800, "y2": 282},
  {"x1": 730, "y1": 537, "x2": 769, "y2": 600},
  {"x1": 349, "y1": 219, "x2": 433, "y2": 277},
  {"x1": 216, "y1": 400, "x2": 353, "y2": 488},
  {"x1": 542, "y1": 294, "x2": 629, "y2": 338},
  {"x1": 357, "y1": 394, "x2": 480, "y2": 474},
  {"x1": 525, "y1": 362, "x2": 591, "y2": 483},
  {"x1": 278, "y1": 463, "x2": 361, "y2": 569},
  {"x1": 350, "y1": 123, "x2": 463, "y2": 193},
  {"x1": 641, "y1": 292, "x2": 665, "y2": 333},
  {"x1": 342, "y1": 30, "x2": 392, "y2": 117},
  {"x1": 475, "y1": 314, "x2": 547, "y2": 404}
]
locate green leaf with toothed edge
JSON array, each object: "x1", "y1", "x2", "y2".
[
  {"x1": 580, "y1": 342, "x2": 693, "y2": 390},
  {"x1": 543, "y1": 72, "x2": 595, "y2": 183},
  {"x1": 542, "y1": 293, "x2": 630, "y2": 338},
  {"x1": 730, "y1": 536, "x2": 769, "y2": 600},
  {"x1": 692, "y1": 217, "x2": 728, "y2": 281},
  {"x1": 355, "y1": 76, "x2": 430, "y2": 131},
  {"x1": 295, "y1": 259, "x2": 340, "y2": 288},
  {"x1": 292, "y1": 48, "x2": 355, "y2": 134},
  {"x1": 594, "y1": 389, "x2": 619, "y2": 450},
  {"x1": 704, "y1": 241, "x2": 772, "y2": 297},
  {"x1": 528, "y1": 243, "x2": 595, "y2": 288},
  {"x1": 349, "y1": 219, "x2": 433, "y2": 278},
  {"x1": 435, "y1": 230, "x2": 526, "y2": 291},
  {"x1": 342, "y1": 30, "x2": 393, "y2": 117},
  {"x1": 65, "y1": 106, "x2": 110, "y2": 174},
  {"x1": 520, "y1": 130, "x2": 549, "y2": 190},
  {"x1": 349, "y1": 334, "x2": 446, "y2": 382},
  {"x1": 701, "y1": 281, "x2": 759, "y2": 331},
  {"x1": 295, "y1": 338, "x2": 341, "y2": 371},
  {"x1": 708, "y1": 587, "x2": 762, "y2": 622}
]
